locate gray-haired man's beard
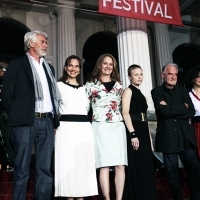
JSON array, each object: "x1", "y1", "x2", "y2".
[
  {"x1": 39, "y1": 51, "x2": 46, "y2": 57},
  {"x1": 37, "y1": 49, "x2": 46, "y2": 57}
]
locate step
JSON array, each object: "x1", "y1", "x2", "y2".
[
  {"x1": 0, "y1": 194, "x2": 33, "y2": 200},
  {"x1": 0, "y1": 182, "x2": 34, "y2": 194},
  {"x1": 0, "y1": 171, "x2": 34, "y2": 182},
  {"x1": 0, "y1": 168, "x2": 190, "y2": 200},
  {"x1": 157, "y1": 188, "x2": 190, "y2": 200},
  {"x1": 156, "y1": 177, "x2": 189, "y2": 189}
]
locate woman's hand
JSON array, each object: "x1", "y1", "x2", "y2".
[
  {"x1": 131, "y1": 138, "x2": 139, "y2": 150},
  {"x1": 160, "y1": 100, "x2": 167, "y2": 105}
]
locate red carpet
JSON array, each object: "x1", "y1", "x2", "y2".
[{"x1": 0, "y1": 168, "x2": 190, "y2": 200}]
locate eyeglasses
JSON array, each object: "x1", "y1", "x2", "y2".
[{"x1": 0, "y1": 67, "x2": 6, "y2": 72}]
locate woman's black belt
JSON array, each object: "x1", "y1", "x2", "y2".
[
  {"x1": 130, "y1": 112, "x2": 147, "y2": 121},
  {"x1": 192, "y1": 116, "x2": 200, "y2": 123},
  {"x1": 59, "y1": 114, "x2": 89, "y2": 122}
]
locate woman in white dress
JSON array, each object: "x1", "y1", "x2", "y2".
[
  {"x1": 54, "y1": 55, "x2": 98, "y2": 199},
  {"x1": 85, "y1": 54, "x2": 127, "y2": 200}
]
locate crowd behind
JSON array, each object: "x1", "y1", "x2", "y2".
[{"x1": 0, "y1": 30, "x2": 200, "y2": 200}]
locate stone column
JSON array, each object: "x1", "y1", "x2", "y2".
[
  {"x1": 116, "y1": 17, "x2": 154, "y2": 113},
  {"x1": 154, "y1": 23, "x2": 173, "y2": 84},
  {"x1": 50, "y1": 13, "x2": 58, "y2": 79},
  {"x1": 56, "y1": 3, "x2": 76, "y2": 78}
]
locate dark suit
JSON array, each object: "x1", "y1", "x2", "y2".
[
  {"x1": 2, "y1": 55, "x2": 59, "y2": 128},
  {"x1": 151, "y1": 83, "x2": 200, "y2": 200},
  {"x1": 2, "y1": 55, "x2": 59, "y2": 200}
]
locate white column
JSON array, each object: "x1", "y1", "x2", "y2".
[
  {"x1": 50, "y1": 13, "x2": 58, "y2": 79},
  {"x1": 56, "y1": 3, "x2": 76, "y2": 78},
  {"x1": 154, "y1": 23, "x2": 173, "y2": 84},
  {"x1": 116, "y1": 17, "x2": 154, "y2": 113}
]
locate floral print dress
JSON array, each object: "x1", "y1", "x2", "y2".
[{"x1": 85, "y1": 80, "x2": 127, "y2": 168}]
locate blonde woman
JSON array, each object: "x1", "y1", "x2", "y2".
[{"x1": 122, "y1": 64, "x2": 158, "y2": 200}]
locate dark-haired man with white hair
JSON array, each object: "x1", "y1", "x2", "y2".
[{"x1": 2, "y1": 30, "x2": 60, "y2": 200}]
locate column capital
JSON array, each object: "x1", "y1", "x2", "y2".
[
  {"x1": 56, "y1": 7, "x2": 74, "y2": 16},
  {"x1": 56, "y1": 0, "x2": 75, "y2": 16}
]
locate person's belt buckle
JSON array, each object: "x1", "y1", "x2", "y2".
[
  {"x1": 141, "y1": 113, "x2": 145, "y2": 121},
  {"x1": 36, "y1": 113, "x2": 42, "y2": 118}
]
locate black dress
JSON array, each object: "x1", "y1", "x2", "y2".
[{"x1": 123, "y1": 84, "x2": 158, "y2": 200}]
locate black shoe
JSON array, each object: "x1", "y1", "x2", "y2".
[{"x1": 7, "y1": 165, "x2": 14, "y2": 171}]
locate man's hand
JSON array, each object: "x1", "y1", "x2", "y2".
[
  {"x1": 160, "y1": 100, "x2": 167, "y2": 105},
  {"x1": 184, "y1": 103, "x2": 188, "y2": 108}
]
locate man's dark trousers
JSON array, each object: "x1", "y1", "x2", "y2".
[
  {"x1": 163, "y1": 147, "x2": 200, "y2": 200},
  {"x1": 12, "y1": 117, "x2": 54, "y2": 200}
]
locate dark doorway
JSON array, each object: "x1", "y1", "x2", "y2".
[
  {"x1": 0, "y1": 18, "x2": 29, "y2": 63},
  {"x1": 82, "y1": 31, "x2": 118, "y2": 83},
  {"x1": 173, "y1": 43, "x2": 200, "y2": 86}
]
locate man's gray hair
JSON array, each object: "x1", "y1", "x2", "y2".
[
  {"x1": 162, "y1": 62, "x2": 178, "y2": 72},
  {"x1": 24, "y1": 30, "x2": 48, "y2": 52}
]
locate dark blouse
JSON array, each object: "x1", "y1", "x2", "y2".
[{"x1": 102, "y1": 80, "x2": 115, "y2": 92}]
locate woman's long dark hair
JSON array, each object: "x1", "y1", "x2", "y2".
[
  {"x1": 89, "y1": 53, "x2": 120, "y2": 83},
  {"x1": 58, "y1": 55, "x2": 82, "y2": 84}
]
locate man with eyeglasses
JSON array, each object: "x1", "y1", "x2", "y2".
[{"x1": 151, "y1": 62, "x2": 200, "y2": 200}]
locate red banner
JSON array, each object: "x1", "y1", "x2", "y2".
[{"x1": 98, "y1": 0, "x2": 183, "y2": 26}]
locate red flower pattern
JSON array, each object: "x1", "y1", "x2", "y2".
[
  {"x1": 91, "y1": 90, "x2": 99, "y2": 98},
  {"x1": 106, "y1": 113, "x2": 113, "y2": 121},
  {"x1": 85, "y1": 80, "x2": 123, "y2": 122},
  {"x1": 110, "y1": 101, "x2": 118, "y2": 110}
]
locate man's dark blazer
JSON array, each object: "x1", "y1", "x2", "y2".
[
  {"x1": 151, "y1": 84, "x2": 196, "y2": 153},
  {"x1": 2, "y1": 55, "x2": 59, "y2": 128}
]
